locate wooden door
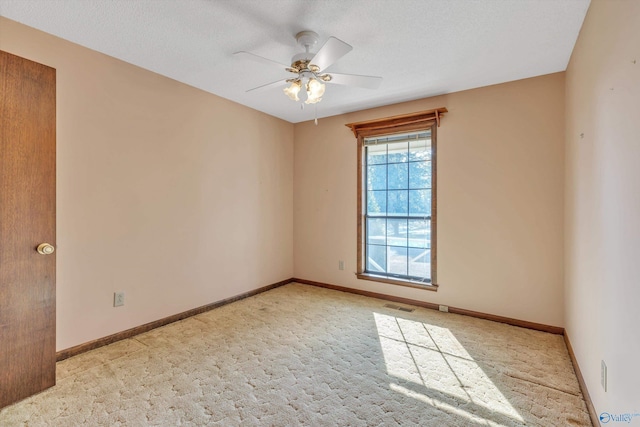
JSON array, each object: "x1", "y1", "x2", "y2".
[{"x1": 0, "y1": 50, "x2": 56, "y2": 409}]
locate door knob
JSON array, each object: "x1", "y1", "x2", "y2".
[{"x1": 37, "y1": 243, "x2": 55, "y2": 255}]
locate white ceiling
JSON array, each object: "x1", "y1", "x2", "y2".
[{"x1": 0, "y1": 0, "x2": 590, "y2": 123}]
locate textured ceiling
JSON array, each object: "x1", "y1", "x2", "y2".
[{"x1": 0, "y1": 0, "x2": 590, "y2": 123}]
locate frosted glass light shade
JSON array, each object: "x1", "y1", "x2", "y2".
[
  {"x1": 283, "y1": 80, "x2": 301, "y2": 101},
  {"x1": 305, "y1": 78, "x2": 325, "y2": 104}
]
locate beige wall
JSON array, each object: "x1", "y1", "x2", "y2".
[
  {"x1": 0, "y1": 17, "x2": 294, "y2": 351},
  {"x1": 294, "y1": 73, "x2": 566, "y2": 327},
  {"x1": 565, "y1": 0, "x2": 640, "y2": 415}
]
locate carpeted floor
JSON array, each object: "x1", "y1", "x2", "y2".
[{"x1": 0, "y1": 283, "x2": 591, "y2": 426}]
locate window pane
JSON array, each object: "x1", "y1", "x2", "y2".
[
  {"x1": 387, "y1": 141, "x2": 408, "y2": 163},
  {"x1": 408, "y1": 219, "x2": 429, "y2": 249},
  {"x1": 367, "y1": 218, "x2": 386, "y2": 245},
  {"x1": 388, "y1": 163, "x2": 408, "y2": 190},
  {"x1": 409, "y1": 161, "x2": 430, "y2": 189},
  {"x1": 387, "y1": 246, "x2": 408, "y2": 276},
  {"x1": 367, "y1": 190, "x2": 386, "y2": 215},
  {"x1": 409, "y1": 190, "x2": 431, "y2": 216},
  {"x1": 367, "y1": 244, "x2": 387, "y2": 273},
  {"x1": 367, "y1": 144, "x2": 387, "y2": 164},
  {"x1": 367, "y1": 164, "x2": 387, "y2": 190},
  {"x1": 386, "y1": 218, "x2": 407, "y2": 247},
  {"x1": 387, "y1": 190, "x2": 408, "y2": 215},
  {"x1": 408, "y1": 248, "x2": 430, "y2": 279},
  {"x1": 409, "y1": 138, "x2": 431, "y2": 161}
]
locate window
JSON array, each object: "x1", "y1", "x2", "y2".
[
  {"x1": 346, "y1": 108, "x2": 446, "y2": 290},
  {"x1": 365, "y1": 131, "x2": 432, "y2": 282}
]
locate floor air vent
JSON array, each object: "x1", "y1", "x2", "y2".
[{"x1": 383, "y1": 303, "x2": 415, "y2": 313}]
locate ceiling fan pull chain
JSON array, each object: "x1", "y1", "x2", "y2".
[{"x1": 315, "y1": 104, "x2": 318, "y2": 126}]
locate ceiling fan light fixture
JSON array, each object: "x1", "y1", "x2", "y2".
[
  {"x1": 284, "y1": 79, "x2": 302, "y2": 101},
  {"x1": 304, "y1": 78, "x2": 325, "y2": 104}
]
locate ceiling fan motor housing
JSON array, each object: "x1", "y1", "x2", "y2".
[{"x1": 291, "y1": 52, "x2": 315, "y2": 64}]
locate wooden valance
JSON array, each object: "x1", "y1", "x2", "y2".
[{"x1": 345, "y1": 107, "x2": 447, "y2": 138}]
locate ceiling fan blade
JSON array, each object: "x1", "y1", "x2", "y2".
[
  {"x1": 233, "y1": 51, "x2": 290, "y2": 70},
  {"x1": 310, "y1": 37, "x2": 352, "y2": 71},
  {"x1": 327, "y1": 72, "x2": 383, "y2": 89},
  {"x1": 246, "y1": 79, "x2": 285, "y2": 92}
]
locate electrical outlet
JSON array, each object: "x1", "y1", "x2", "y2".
[
  {"x1": 114, "y1": 291, "x2": 125, "y2": 307},
  {"x1": 338, "y1": 260, "x2": 344, "y2": 270},
  {"x1": 601, "y1": 360, "x2": 607, "y2": 392},
  {"x1": 439, "y1": 305, "x2": 449, "y2": 313}
]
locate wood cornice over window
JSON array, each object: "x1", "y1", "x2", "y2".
[{"x1": 345, "y1": 108, "x2": 447, "y2": 138}]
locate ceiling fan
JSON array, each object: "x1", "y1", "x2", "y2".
[{"x1": 234, "y1": 31, "x2": 382, "y2": 106}]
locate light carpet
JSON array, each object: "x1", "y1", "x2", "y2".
[{"x1": 0, "y1": 283, "x2": 591, "y2": 426}]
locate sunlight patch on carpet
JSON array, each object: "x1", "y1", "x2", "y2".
[{"x1": 374, "y1": 312, "x2": 524, "y2": 423}]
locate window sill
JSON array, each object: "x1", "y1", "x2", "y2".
[{"x1": 356, "y1": 273, "x2": 438, "y2": 292}]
